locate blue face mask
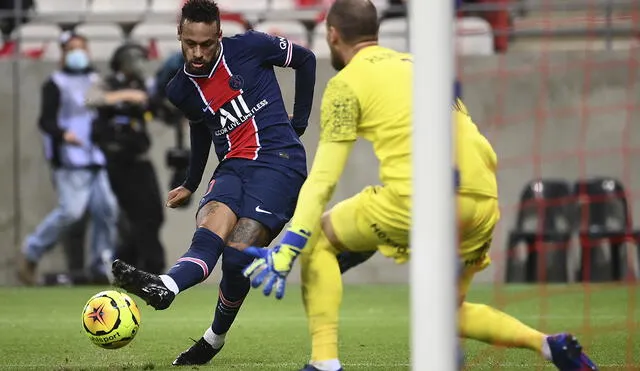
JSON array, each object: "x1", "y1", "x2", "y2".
[{"x1": 65, "y1": 49, "x2": 90, "y2": 70}]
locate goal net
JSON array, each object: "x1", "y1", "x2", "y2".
[{"x1": 412, "y1": 0, "x2": 640, "y2": 369}]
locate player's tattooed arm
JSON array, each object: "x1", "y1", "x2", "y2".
[
  {"x1": 320, "y1": 79, "x2": 359, "y2": 143},
  {"x1": 228, "y1": 218, "x2": 271, "y2": 250}
]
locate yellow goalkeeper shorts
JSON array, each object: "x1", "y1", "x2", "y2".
[
  {"x1": 457, "y1": 194, "x2": 500, "y2": 297},
  {"x1": 328, "y1": 185, "x2": 411, "y2": 264}
]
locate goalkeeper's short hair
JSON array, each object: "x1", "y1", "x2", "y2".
[{"x1": 326, "y1": 0, "x2": 379, "y2": 45}]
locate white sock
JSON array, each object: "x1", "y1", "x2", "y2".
[
  {"x1": 203, "y1": 327, "x2": 225, "y2": 349},
  {"x1": 541, "y1": 336, "x2": 552, "y2": 361},
  {"x1": 159, "y1": 275, "x2": 179, "y2": 295},
  {"x1": 309, "y1": 359, "x2": 342, "y2": 371}
]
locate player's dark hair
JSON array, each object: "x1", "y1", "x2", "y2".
[
  {"x1": 179, "y1": 0, "x2": 221, "y2": 32},
  {"x1": 327, "y1": 0, "x2": 379, "y2": 45}
]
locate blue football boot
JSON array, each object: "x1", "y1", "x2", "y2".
[{"x1": 547, "y1": 333, "x2": 598, "y2": 370}]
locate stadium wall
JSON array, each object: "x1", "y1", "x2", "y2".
[{"x1": 0, "y1": 51, "x2": 637, "y2": 286}]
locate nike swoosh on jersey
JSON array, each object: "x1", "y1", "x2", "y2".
[
  {"x1": 202, "y1": 98, "x2": 215, "y2": 112},
  {"x1": 255, "y1": 206, "x2": 272, "y2": 215}
]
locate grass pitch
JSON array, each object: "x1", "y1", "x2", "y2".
[{"x1": 0, "y1": 284, "x2": 638, "y2": 370}]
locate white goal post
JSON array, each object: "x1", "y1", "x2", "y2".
[{"x1": 409, "y1": 0, "x2": 458, "y2": 370}]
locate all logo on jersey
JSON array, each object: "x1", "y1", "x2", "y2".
[{"x1": 213, "y1": 95, "x2": 269, "y2": 136}]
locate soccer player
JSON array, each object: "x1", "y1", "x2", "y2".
[
  {"x1": 110, "y1": 0, "x2": 316, "y2": 366},
  {"x1": 243, "y1": 1, "x2": 599, "y2": 370}
]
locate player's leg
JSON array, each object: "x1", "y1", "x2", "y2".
[
  {"x1": 457, "y1": 195, "x2": 547, "y2": 349},
  {"x1": 173, "y1": 218, "x2": 272, "y2": 366},
  {"x1": 212, "y1": 162, "x2": 305, "y2": 335},
  {"x1": 209, "y1": 219, "x2": 270, "y2": 338},
  {"x1": 173, "y1": 162, "x2": 302, "y2": 365},
  {"x1": 459, "y1": 265, "x2": 547, "y2": 350},
  {"x1": 300, "y1": 217, "x2": 344, "y2": 371},
  {"x1": 459, "y1": 268, "x2": 597, "y2": 370},
  {"x1": 301, "y1": 186, "x2": 409, "y2": 371},
  {"x1": 112, "y1": 168, "x2": 243, "y2": 310},
  {"x1": 457, "y1": 195, "x2": 597, "y2": 370}
]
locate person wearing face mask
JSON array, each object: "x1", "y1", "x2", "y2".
[
  {"x1": 17, "y1": 31, "x2": 119, "y2": 286},
  {"x1": 84, "y1": 43, "x2": 166, "y2": 275}
]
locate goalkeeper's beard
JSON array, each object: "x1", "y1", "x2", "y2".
[{"x1": 330, "y1": 49, "x2": 345, "y2": 71}]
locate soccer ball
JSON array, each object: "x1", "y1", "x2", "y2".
[{"x1": 81, "y1": 290, "x2": 141, "y2": 349}]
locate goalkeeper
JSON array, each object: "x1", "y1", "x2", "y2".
[{"x1": 243, "y1": 1, "x2": 598, "y2": 370}]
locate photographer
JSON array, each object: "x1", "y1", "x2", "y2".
[{"x1": 85, "y1": 43, "x2": 166, "y2": 274}]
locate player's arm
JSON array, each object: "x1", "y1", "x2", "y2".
[
  {"x1": 252, "y1": 31, "x2": 316, "y2": 137},
  {"x1": 182, "y1": 121, "x2": 212, "y2": 193}
]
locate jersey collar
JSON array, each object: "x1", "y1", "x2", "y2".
[
  {"x1": 352, "y1": 44, "x2": 383, "y2": 62},
  {"x1": 183, "y1": 41, "x2": 224, "y2": 79}
]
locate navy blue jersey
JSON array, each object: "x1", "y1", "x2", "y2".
[{"x1": 166, "y1": 31, "x2": 316, "y2": 192}]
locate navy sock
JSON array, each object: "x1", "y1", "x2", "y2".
[
  {"x1": 166, "y1": 227, "x2": 224, "y2": 292},
  {"x1": 211, "y1": 247, "x2": 253, "y2": 335}
]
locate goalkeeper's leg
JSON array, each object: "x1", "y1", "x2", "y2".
[
  {"x1": 457, "y1": 196, "x2": 597, "y2": 370},
  {"x1": 458, "y1": 267, "x2": 547, "y2": 352},
  {"x1": 300, "y1": 186, "x2": 408, "y2": 371},
  {"x1": 458, "y1": 271, "x2": 597, "y2": 370},
  {"x1": 301, "y1": 225, "x2": 345, "y2": 371},
  {"x1": 457, "y1": 195, "x2": 547, "y2": 351}
]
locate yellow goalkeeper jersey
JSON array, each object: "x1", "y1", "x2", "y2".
[
  {"x1": 289, "y1": 45, "x2": 412, "y2": 233},
  {"x1": 454, "y1": 98, "x2": 498, "y2": 199},
  {"x1": 323, "y1": 45, "x2": 413, "y2": 196}
]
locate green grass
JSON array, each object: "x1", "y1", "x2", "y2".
[{"x1": 0, "y1": 284, "x2": 638, "y2": 370}]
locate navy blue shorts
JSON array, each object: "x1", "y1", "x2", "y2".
[{"x1": 198, "y1": 159, "x2": 306, "y2": 238}]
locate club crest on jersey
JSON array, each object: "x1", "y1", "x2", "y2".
[{"x1": 229, "y1": 75, "x2": 244, "y2": 91}]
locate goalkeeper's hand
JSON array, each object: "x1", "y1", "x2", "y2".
[{"x1": 242, "y1": 228, "x2": 311, "y2": 300}]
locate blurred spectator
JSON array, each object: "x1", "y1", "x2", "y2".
[
  {"x1": 0, "y1": 0, "x2": 34, "y2": 56},
  {"x1": 84, "y1": 43, "x2": 166, "y2": 274},
  {"x1": 18, "y1": 31, "x2": 119, "y2": 285}
]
